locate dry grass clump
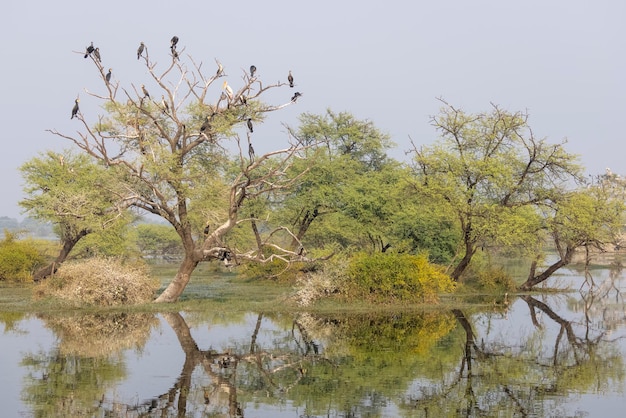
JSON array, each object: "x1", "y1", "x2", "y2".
[
  {"x1": 294, "y1": 259, "x2": 348, "y2": 307},
  {"x1": 37, "y1": 257, "x2": 160, "y2": 306},
  {"x1": 39, "y1": 312, "x2": 159, "y2": 357}
]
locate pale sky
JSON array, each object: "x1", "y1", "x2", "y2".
[{"x1": 1, "y1": 0, "x2": 624, "y2": 220}]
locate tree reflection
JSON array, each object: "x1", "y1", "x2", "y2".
[
  {"x1": 401, "y1": 296, "x2": 625, "y2": 417},
  {"x1": 21, "y1": 312, "x2": 158, "y2": 417},
  {"x1": 16, "y1": 293, "x2": 626, "y2": 417}
]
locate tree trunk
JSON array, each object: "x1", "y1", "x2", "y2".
[
  {"x1": 290, "y1": 207, "x2": 319, "y2": 249},
  {"x1": 518, "y1": 247, "x2": 574, "y2": 291},
  {"x1": 450, "y1": 243, "x2": 476, "y2": 281},
  {"x1": 154, "y1": 255, "x2": 199, "y2": 303},
  {"x1": 32, "y1": 229, "x2": 90, "y2": 281}
]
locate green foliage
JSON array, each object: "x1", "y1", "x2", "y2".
[
  {"x1": 134, "y1": 223, "x2": 183, "y2": 260},
  {"x1": 0, "y1": 232, "x2": 44, "y2": 282},
  {"x1": 20, "y1": 150, "x2": 136, "y2": 269},
  {"x1": 346, "y1": 252, "x2": 456, "y2": 303},
  {"x1": 475, "y1": 266, "x2": 516, "y2": 292},
  {"x1": 413, "y1": 102, "x2": 583, "y2": 279}
]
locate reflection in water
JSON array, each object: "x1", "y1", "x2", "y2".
[
  {"x1": 20, "y1": 312, "x2": 158, "y2": 417},
  {"x1": 10, "y1": 280, "x2": 626, "y2": 417}
]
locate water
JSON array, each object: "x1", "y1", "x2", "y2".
[{"x1": 2, "y1": 268, "x2": 626, "y2": 417}]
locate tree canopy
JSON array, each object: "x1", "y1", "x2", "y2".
[
  {"x1": 411, "y1": 100, "x2": 585, "y2": 281},
  {"x1": 45, "y1": 40, "x2": 323, "y2": 302}
]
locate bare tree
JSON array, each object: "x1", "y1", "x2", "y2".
[{"x1": 48, "y1": 42, "x2": 322, "y2": 302}]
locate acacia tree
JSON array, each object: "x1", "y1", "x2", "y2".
[
  {"x1": 20, "y1": 150, "x2": 133, "y2": 281},
  {"x1": 277, "y1": 110, "x2": 400, "y2": 252},
  {"x1": 412, "y1": 100, "x2": 581, "y2": 281},
  {"x1": 48, "y1": 41, "x2": 320, "y2": 302},
  {"x1": 519, "y1": 181, "x2": 625, "y2": 290}
]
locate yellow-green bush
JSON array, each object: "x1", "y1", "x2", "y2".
[
  {"x1": 0, "y1": 232, "x2": 44, "y2": 282},
  {"x1": 475, "y1": 266, "x2": 516, "y2": 292},
  {"x1": 346, "y1": 252, "x2": 455, "y2": 303}
]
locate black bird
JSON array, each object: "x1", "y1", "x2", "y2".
[
  {"x1": 137, "y1": 42, "x2": 145, "y2": 59},
  {"x1": 291, "y1": 92, "x2": 302, "y2": 102},
  {"x1": 84, "y1": 42, "x2": 94, "y2": 58},
  {"x1": 203, "y1": 225, "x2": 210, "y2": 237},
  {"x1": 248, "y1": 142, "x2": 255, "y2": 161},
  {"x1": 247, "y1": 118, "x2": 253, "y2": 133},
  {"x1": 170, "y1": 36, "x2": 179, "y2": 50},
  {"x1": 200, "y1": 116, "x2": 210, "y2": 133},
  {"x1": 93, "y1": 47, "x2": 101, "y2": 62},
  {"x1": 250, "y1": 65, "x2": 257, "y2": 78},
  {"x1": 71, "y1": 99, "x2": 79, "y2": 119},
  {"x1": 141, "y1": 84, "x2": 150, "y2": 98},
  {"x1": 287, "y1": 70, "x2": 294, "y2": 87},
  {"x1": 105, "y1": 68, "x2": 112, "y2": 83}
]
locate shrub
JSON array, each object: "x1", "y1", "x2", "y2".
[
  {"x1": 36, "y1": 257, "x2": 159, "y2": 306},
  {"x1": 0, "y1": 232, "x2": 44, "y2": 282},
  {"x1": 346, "y1": 252, "x2": 455, "y2": 303},
  {"x1": 294, "y1": 258, "x2": 349, "y2": 307},
  {"x1": 475, "y1": 266, "x2": 516, "y2": 292}
]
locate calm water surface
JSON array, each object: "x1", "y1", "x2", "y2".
[{"x1": 2, "y1": 266, "x2": 626, "y2": 417}]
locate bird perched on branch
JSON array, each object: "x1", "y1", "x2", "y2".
[
  {"x1": 93, "y1": 47, "x2": 101, "y2": 62},
  {"x1": 141, "y1": 84, "x2": 150, "y2": 98},
  {"x1": 288, "y1": 70, "x2": 294, "y2": 87},
  {"x1": 105, "y1": 68, "x2": 112, "y2": 83},
  {"x1": 291, "y1": 92, "x2": 302, "y2": 102},
  {"x1": 137, "y1": 42, "x2": 145, "y2": 59},
  {"x1": 170, "y1": 35, "x2": 179, "y2": 51},
  {"x1": 250, "y1": 65, "x2": 257, "y2": 78},
  {"x1": 161, "y1": 95, "x2": 169, "y2": 113},
  {"x1": 247, "y1": 118, "x2": 253, "y2": 133},
  {"x1": 200, "y1": 116, "x2": 211, "y2": 133},
  {"x1": 71, "y1": 99, "x2": 80, "y2": 119},
  {"x1": 84, "y1": 42, "x2": 94, "y2": 58},
  {"x1": 223, "y1": 80, "x2": 233, "y2": 100},
  {"x1": 216, "y1": 60, "x2": 224, "y2": 77},
  {"x1": 248, "y1": 142, "x2": 255, "y2": 161}
]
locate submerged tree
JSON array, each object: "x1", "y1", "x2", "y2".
[{"x1": 47, "y1": 41, "x2": 322, "y2": 302}]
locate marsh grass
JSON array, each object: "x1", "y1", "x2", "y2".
[{"x1": 0, "y1": 261, "x2": 553, "y2": 318}]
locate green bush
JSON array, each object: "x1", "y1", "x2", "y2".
[
  {"x1": 475, "y1": 266, "x2": 516, "y2": 292},
  {"x1": 0, "y1": 232, "x2": 44, "y2": 282},
  {"x1": 346, "y1": 252, "x2": 455, "y2": 303}
]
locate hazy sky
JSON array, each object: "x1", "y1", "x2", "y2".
[{"x1": 1, "y1": 0, "x2": 624, "y2": 220}]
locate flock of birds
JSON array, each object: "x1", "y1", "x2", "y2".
[{"x1": 72, "y1": 36, "x2": 304, "y2": 140}]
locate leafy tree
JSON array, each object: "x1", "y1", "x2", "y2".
[
  {"x1": 278, "y1": 110, "x2": 402, "y2": 252},
  {"x1": 48, "y1": 42, "x2": 321, "y2": 302},
  {"x1": 412, "y1": 100, "x2": 581, "y2": 281},
  {"x1": 519, "y1": 182, "x2": 625, "y2": 290},
  {"x1": 20, "y1": 150, "x2": 134, "y2": 281},
  {"x1": 134, "y1": 222, "x2": 183, "y2": 261}
]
